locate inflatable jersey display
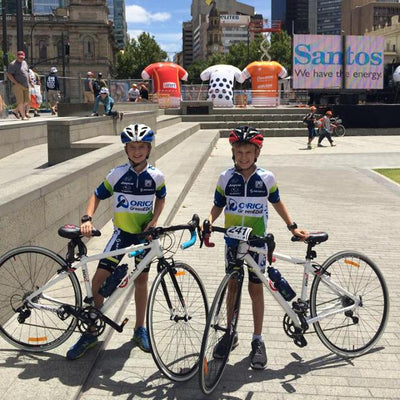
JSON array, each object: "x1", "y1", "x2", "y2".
[
  {"x1": 393, "y1": 65, "x2": 400, "y2": 83},
  {"x1": 240, "y1": 61, "x2": 288, "y2": 107},
  {"x1": 141, "y1": 62, "x2": 188, "y2": 108},
  {"x1": 200, "y1": 64, "x2": 244, "y2": 107}
]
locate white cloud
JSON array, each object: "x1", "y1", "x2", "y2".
[{"x1": 126, "y1": 5, "x2": 170, "y2": 24}]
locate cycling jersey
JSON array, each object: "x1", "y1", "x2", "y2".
[
  {"x1": 95, "y1": 163, "x2": 166, "y2": 234},
  {"x1": 214, "y1": 167, "x2": 280, "y2": 236}
]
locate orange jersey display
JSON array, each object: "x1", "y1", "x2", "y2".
[
  {"x1": 141, "y1": 62, "x2": 188, "y2": 107},
  {"x1": 240, "y1": 61, "x2": 288, "y2": 106}
]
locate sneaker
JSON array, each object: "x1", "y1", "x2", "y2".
[
  {"x1": 66, "y1": 333, "x2": 98, "y2": 360},
  {"x1": 33, "y1": 111, "x2": 40, "y2": 117},
  {"x1": 90, "y1": 112, "x2": 98, "y2": 117},
  {"x1": 307, "y1": 144, "x2": 312, "y2": 150},
  {"x1": 119, "y1": 111, "x2": 124, "y2": 121},
  {"x1": 213, "y1": 331, "x2": 239, "y2": 359},
  {"x1": 317, "y1": 144, "x2": 323, "y2": 147},
  {"x1": 330, "y1": 142, "x2": 336, "y2": 147},
  {"x1": 132, "y1": 326, "x2": 150, "y2": 353},
  {"x1": 250, "y1": 339, "x2": 267, "y2": 370}
]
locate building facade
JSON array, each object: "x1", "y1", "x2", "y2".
[
  {"x1": 366, "y1": 14, "x2": 400, "y2": 64},
  {"x1": 185, "y1": 0, "x2": 257, "y2": 62},
  {"x1": 0, "y1": 0, "x2": 117, "y2": 102},
  {"x1": 342, "y1": 0, "x2": 400, "y2": 35}
]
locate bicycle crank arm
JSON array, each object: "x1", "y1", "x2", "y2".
[{"x1": 102, "y1": 315, "x2": 129, "y2": 333}]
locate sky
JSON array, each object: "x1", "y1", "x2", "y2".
[{"x1": 125, "y1": 0, "x2": 271, "y2": 56}]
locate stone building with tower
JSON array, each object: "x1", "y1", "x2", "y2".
[{"x1": 0, "y1": 0, "x2": 118, "y2": 102}]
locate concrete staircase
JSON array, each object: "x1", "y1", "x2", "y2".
[{"x1": 165, "y1": 107, "x2": 308, "y2": 137}]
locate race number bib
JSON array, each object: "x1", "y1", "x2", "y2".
[{"x1": 225, "y1": 226, "x2": 252, "y2": 241}]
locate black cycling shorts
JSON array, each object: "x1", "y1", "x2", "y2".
[{"x1": 98, "y1": 228, "x2": 150, "y2": 273}]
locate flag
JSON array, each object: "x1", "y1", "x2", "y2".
[{"x1": 205, "y1": 0, "x2": 213, "y2": 5}]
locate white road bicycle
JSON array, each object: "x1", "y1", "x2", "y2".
[
  {"x1": 198, "y1": 223, "x2": 389, "y2": 395},
  {"x1": 0, "y1": 214, "x2": 208, "y2": 382}
]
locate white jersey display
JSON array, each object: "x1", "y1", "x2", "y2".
[
  {"x1": 393, "y1": 65, "x2": 400, "y2": 83},
  {"x1": 200, "y1": 64, "x2": 244, "y2": 107}
]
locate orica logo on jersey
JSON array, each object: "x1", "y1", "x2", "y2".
[
  {"x1": 163, "y1": 82, "x2": 177, "y2": 89},
  {"x1": 116, "y1": 194, "x2": 152, "y2": 210},
  {"x1": 228, "y1": 198, "x2": 263, "y2": 213}
]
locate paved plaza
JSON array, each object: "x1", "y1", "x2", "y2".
[{"x1": 0, "y1": 135, "x2": 399, "y2": 399}]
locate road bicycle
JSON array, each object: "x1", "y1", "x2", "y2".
[
  {"x1": 0, "y1": 214, "x2": 208, "y2": 382},
  {"x1": 330, "y1": 116, "x2": 346, "y2": 137},
  {"x1": 198, "y1": 222, "x2": 389, "y2": 395}
]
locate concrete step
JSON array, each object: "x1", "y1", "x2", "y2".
[
  {"x1": 219, "y1": 128, "x2": 306, "y2": 137},
  {"x1": 164, "y1": 107, "x2": 307, "y2": 115},
  {"x1": 156, "y1": 129, "x2": 220, "y2": 226},
  {"x1": 155, "y1": 121, "x2": 200, "y2": 159},
  {"x1": 156, "y1": 114, "x2": 183, "y2": 129},
  {"x1": 181, "y1": 114, "x2": 303, "y2": 122},
  {"x1": 200, "y1": 121, "x2": 304, "y2": 129}
]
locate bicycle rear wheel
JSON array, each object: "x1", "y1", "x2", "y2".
[
  {"x1": 335, "y1": 125, "x2": 345, "y2": 137},
  {"x1": 147, "y1": 262, "x2": 208, "y2": 382},
  {"x1": 199, "y1": 271, "x2": 242, "y2": 395},
  {"x1": 310, "y1": 251, "x2": 389, "y2": 357},
  {"x1": 0, "y1": 246, "x2": 82, "y2": 351}
]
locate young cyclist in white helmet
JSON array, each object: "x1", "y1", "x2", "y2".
[
  {"x1": 66, "y1": 123, "x2": 166, "y2": 360},
  {"x1": 91, "y1": 87, "x2": 123, "y2": 120}
]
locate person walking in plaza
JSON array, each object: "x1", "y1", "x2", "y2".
[
  {"x1": 45, "y1": 67, "x2": 60, "y2": 115},
  {"x1": 128, "y1": 83, "x2": 140, "y2": 102},
  {"x1": 317, "y1": 110, "x2": 336, "y2": 147},
  {"x1": 205, "y1": 126, "x2": 308, "y2": 370},
  {"x1": 83, "y1": 71, "x2": 95, "y2": 103},
  {"x1": 303, "y1": 105, "x2": 317, "y2": 149},
  {"x1": 66, "y1": 123, "x2": 166, "y2": 360},
  {"x1": 7, "y1": 50, "x2": 33, "y2": 120},
  {"x1": 91, "y1": 87, "x2": 122, "y2": 119},
  {"x1": 28, "y1": 67, "x2": 42, "y2": 117}
]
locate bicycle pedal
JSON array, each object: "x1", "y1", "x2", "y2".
[
  {"x1": 119, "y1": 318, "x2": 129, "y2": 331},
  {"x1": 293, "y1": 335, "x2": 307, "y2": 348}
]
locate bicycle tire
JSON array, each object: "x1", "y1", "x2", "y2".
[
  {"x1": 310, "y1": 251, "x2": 389, "y2": 357},
  {"x1": 147, "y1": 262, "x2": 208, "y2": 382},
  {"x1": 199, "y1": 270, "x2": 242, "y2": 395},
  {"x1": 0, "y1": 246, "x2": 82, "y2": 351},
  {"x1": 335, "y1": 125, "x2": 345, "y2": 137}
]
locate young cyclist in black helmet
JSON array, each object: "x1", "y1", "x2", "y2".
[
  {"x1": 206, "y1": 126, "x2": 308, "y2": 370},
  {"x1": 66, "y1": 123, "x2": 166, "y2": 360}
]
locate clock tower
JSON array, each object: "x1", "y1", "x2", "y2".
[{"x1": 206, "y1": 1, "x2": 223, "y2": 57}]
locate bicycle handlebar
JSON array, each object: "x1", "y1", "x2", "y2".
[
  {"x1": 128, "y1": 214, "x2": 200, "y2": 257},
  {"x1": 201, "y1": 219, "x2": 276, "y2": 264}
]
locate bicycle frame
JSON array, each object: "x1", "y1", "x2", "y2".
[
  {"x1": 240, "y1": 241, "x2": 362, "y2": 329},
  {"x1": 25, "y1": 239, "x2": 164, "y2": 316}
]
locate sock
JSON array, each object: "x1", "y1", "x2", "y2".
[{"x1": 252, "y1": 334, "x2": 263, "y2": 343}]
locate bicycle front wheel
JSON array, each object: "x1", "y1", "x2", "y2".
[
  {"x1": 310, "y1": 251, "x2": 389, "y2": 357},
  {"x1": 335, "y1": 125, "x2": 345, "y2": 137},
  {"x1": 0, "y1": 246, "x2": 82, "y2": 351},
  {"x1": 199, "y1": 271, "x2": 241, "y2": 395},
  {"x1": 147, "y1": 262, "x2": 208, "y2": 382}
]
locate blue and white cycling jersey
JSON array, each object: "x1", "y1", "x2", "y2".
[
  {"x1": 95, "y1": 162, "x2": 166, "y2": 234},
  {"x1": 214, "y1": 167, "x2": 280, "y2": 236}
]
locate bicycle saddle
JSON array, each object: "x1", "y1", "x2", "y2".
[
  {"x1": 58, "y1": 224, "x2": 101, "y2": 239},
  {"x1": 306, "y1": 232, "x2": 328, "y2": 245}
]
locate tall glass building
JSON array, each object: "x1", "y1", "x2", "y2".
[{"x1": 32, "y1": 0, "x2": 66, "y2": 14}]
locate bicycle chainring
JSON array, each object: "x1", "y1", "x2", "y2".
[{"x1": 76, "y1": 306, "x2": 106, "y2": 336}]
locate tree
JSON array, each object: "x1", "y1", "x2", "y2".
[
  {"x1": 268, "y1": 30, "x2": 292, "y2": 74},
  {"x1": 116, "y1": 33, "x2": 168, "y2": 79}
]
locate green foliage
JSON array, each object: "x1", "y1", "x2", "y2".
[
  {"x1": 269, "y1": 30, "x2": 292, "y2": 73},
  {"x1": 116, "y1": 32, "x2": 168, "y2": 79}
]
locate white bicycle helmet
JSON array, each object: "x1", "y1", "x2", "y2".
[
  {"x1": 121, "y1": 123, "x2": 154, "y2": 144},
  {"x1": 50, "y1": 67, "x2": 57, "y2": 73},
  {"x1": 100, "y1": 87, "x2": 109, "y2": 95}
]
